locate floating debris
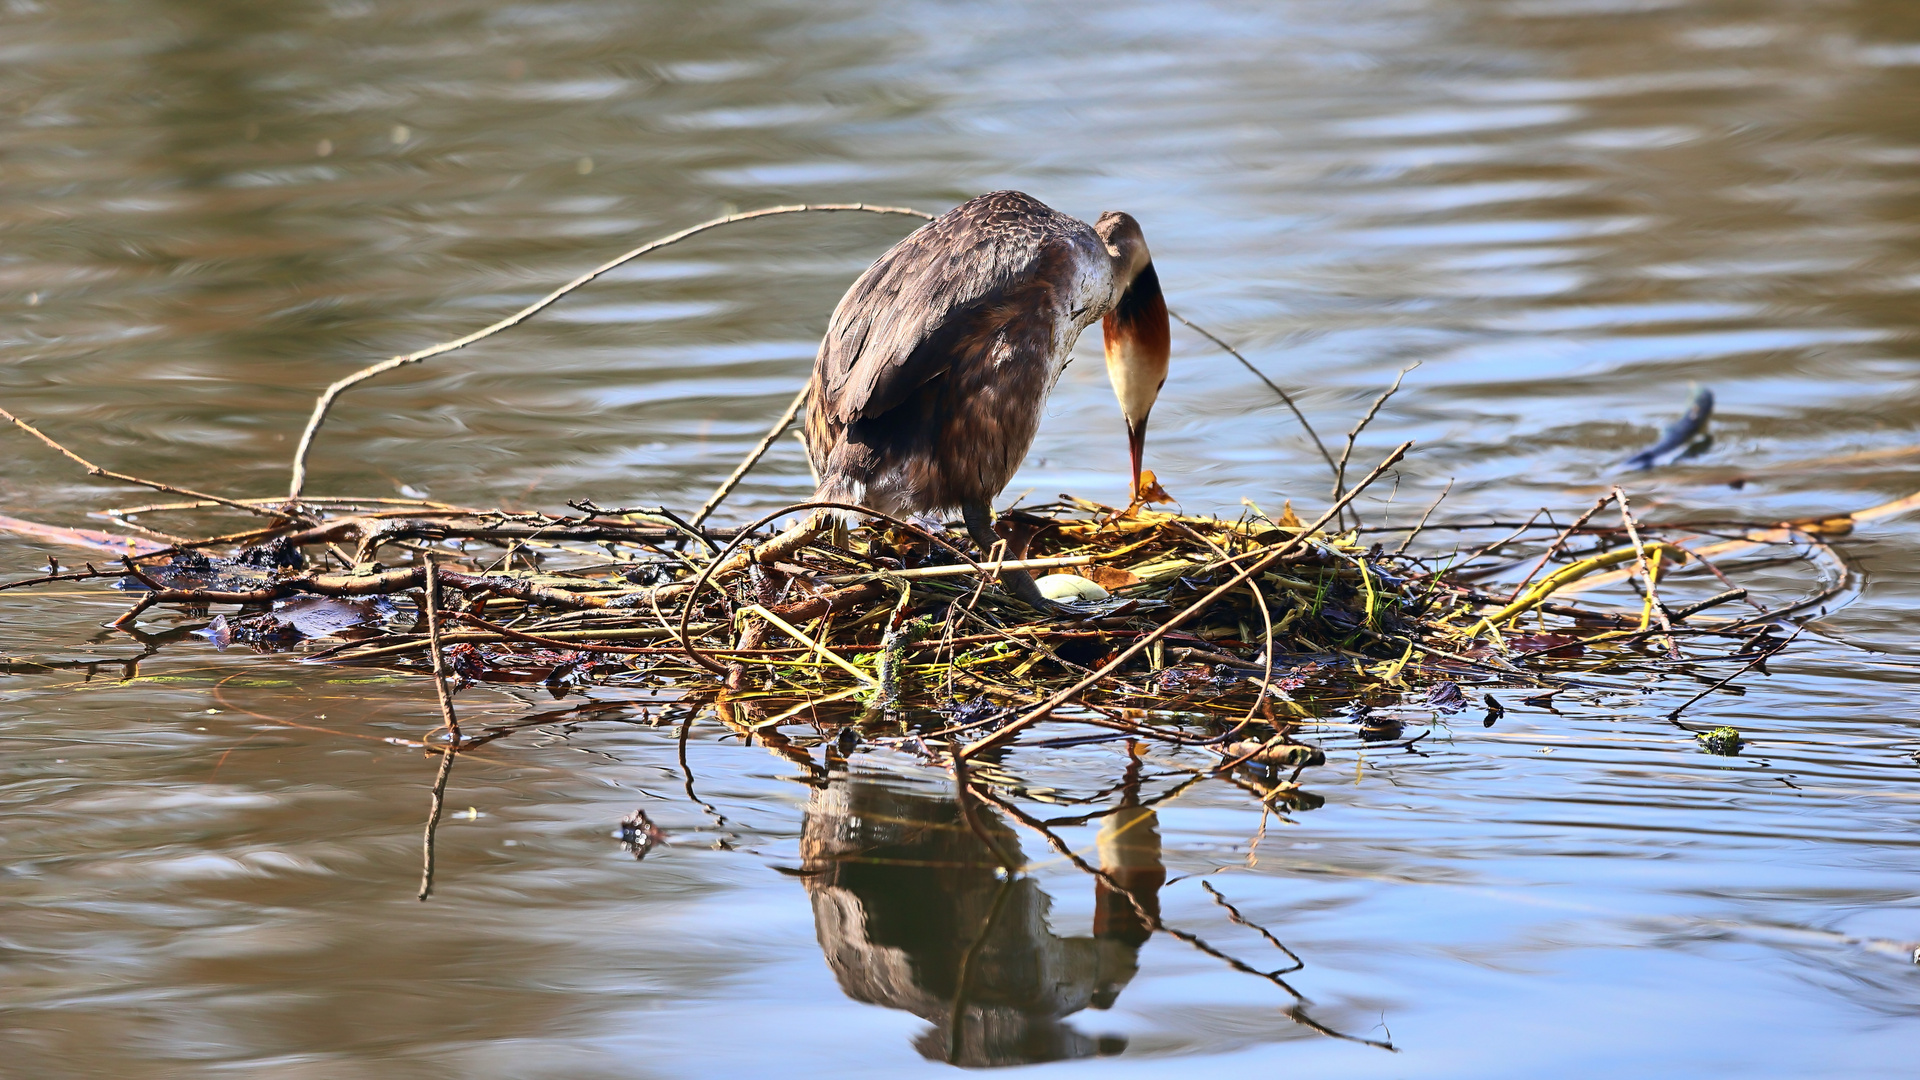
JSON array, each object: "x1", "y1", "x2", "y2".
[
  {"x1": 1697, "y1": 726, "x2": 1745, "y2": 755},
  {"x1": 1624, "y1": 384, "x2": 1714, "y2": 470}
]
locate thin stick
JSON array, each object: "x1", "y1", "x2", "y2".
[
  {"x1": 691, "y1": 384, "x2": 811, "y2": 527},
  {"x1": 674, "y1": 499, "x2": 987, "y2": 677},
  {"x1": 819, "y1": 553, "x2": 1114, "y2": 584},
  {"x1": 418, "y1": 748, "x2": 456, "y2": 901},
  {"x1": 1613, "y1": 487, "x2": 1675, "y2": 654},
  {"x1": 961, "y1": 442, "x2": 1411, "y2": 758},
  {"x1": 1392, "y1": 478, "x2": 1452, "y2": 556},
  {"x1": 418, "y1": 554, "x2": 462, "y2": 901},
  {"x1": 1331, "y1": 363, "x2": 1418, "y2": 529},
  {"x1": 1666, "y1": 626, "x2": 1801, "y2": 727},
  {"x1": 1428, "y1": 508, "x2": 1546, "y2": 581},
  {"x1": 288, "y1": 203, "x2": 933, "y2": 499},
  {"x1": 422, "y1": 556, "x2": 461, "y2": 746},
  {"x1": 1168, "y1": 520, "x2": 1273, "y2": 725},
  {"x1": 1167, "y1": 310, "x2": 1338, "y2": 485},
  {"x1": 1201, "y1": 881, "x2": 1304, "y2": 972},
  {"x1": 1505, "y1": 492, "x2": 1615, "y2": 602},
  {"x1": 0, "y1": 405, "x2": 297, "y2": 521}
]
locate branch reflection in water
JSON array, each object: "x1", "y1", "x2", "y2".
[{"x1": 798, "y1": 765, "x2": 1165, "y2": 1067}]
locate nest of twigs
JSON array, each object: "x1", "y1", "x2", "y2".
[{"x1": 5, "y1": 437, "x2": 1860, "y2": 790}]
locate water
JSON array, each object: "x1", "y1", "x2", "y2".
[{"x1": 3, "y1": 0, "x2": 1918, "y2": 1075}]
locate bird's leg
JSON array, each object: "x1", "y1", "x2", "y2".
[{"x1": 962, "y1": 500, "x2": 1067, "y2": 616}]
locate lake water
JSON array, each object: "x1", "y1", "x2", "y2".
[{"x1": 2, "y1": 0, "x2": 1918, "y2": 1075}]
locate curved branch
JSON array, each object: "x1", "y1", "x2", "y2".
[{"x1": 286, "y1": 203, "x2": 934, "y2": 500}]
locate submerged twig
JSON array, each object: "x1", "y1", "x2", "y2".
[
  {"x1": 418, "y1": 555, "x2": 462, "y2": 902},
  {"x1": 1666, "y1": 626, "x2": 1802, "y2": 728}
]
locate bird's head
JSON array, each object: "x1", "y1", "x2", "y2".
[{"x1": 1095, "y1": 211, "x2": 1170, "y2": 499}]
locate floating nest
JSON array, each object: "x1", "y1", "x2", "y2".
[{"x1": 2, "y1": 453, "x2": 1876, "y2": 795}]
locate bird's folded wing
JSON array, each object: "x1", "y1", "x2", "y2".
[{"x1": 818, "y1": 193, "x2": 1072, "y2": 424}]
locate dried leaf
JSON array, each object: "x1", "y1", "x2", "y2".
[
  {"x1": 1425, "y1": 681, "x2": 1469, "y2": 712},
  {"x1": 1134, "y1": 469, "x2": 1174, "y2": 505},
  {"x1": 271, "y1": 596, "x2": 385, "y2": 638},
  {"x1": 1081, "y1": 565, "x2": 1140, "y2": 590},
  {"x1": 1507, "y1": 633, "x2": 1586, "y2": 658}
]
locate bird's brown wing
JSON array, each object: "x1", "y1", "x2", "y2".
[{"x1": 815, "y1": 190, "x2": 1081, "y2": 424}]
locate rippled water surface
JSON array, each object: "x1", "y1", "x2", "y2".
[{"x1": 3, "y1": 0, "x2": 1919, "y2": 1076}]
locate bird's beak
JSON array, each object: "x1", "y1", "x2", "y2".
[
  {"x1": 1125, "y1": 416, "x2": 1148, "y2": 499},
  {"x1": 1103, "y1": 261, "x2": 1170, "y2": 499}
]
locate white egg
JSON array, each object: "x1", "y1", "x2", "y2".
[{"x1": 1034, "y1": 574, "x2": 1109, "y2": 602}]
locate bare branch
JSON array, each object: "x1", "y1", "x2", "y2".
[
  {"x1": 288, "y1": 203, "x2": 934, "y2": 500},
  {"x1": 1332, "y1": 363, "x2": 1417, "y2": 529}
]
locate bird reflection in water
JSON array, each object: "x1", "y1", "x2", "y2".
[{"x1": 800, "y1": 763, "x2": 1165, "y2": 1067}]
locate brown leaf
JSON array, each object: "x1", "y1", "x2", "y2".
[
  {"x1": 1134, "y1": 469, "x2": 1174, "y2": 505},
  {"x1": 1507, "y1": 633, "x2": 1586, "y2": 658},
  {"x1": 1081, "y1": 565, "x2": 1140, "y2": 590}
]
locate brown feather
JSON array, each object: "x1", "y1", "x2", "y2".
[{"x1": 805, "y1": 192, "x2": 1101, "y2": 516}]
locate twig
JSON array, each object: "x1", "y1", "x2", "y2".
[
  {"x1": 1667, "y1": 589, "x2": 1748, "y2": 623},
  {"x1": 1331, "y1": 364, "x2": 1417, "y2": 531},
  {"x1": 1167, "y1": 310, "x2": 1338, "y2": 485},
  {"x1": 674, "y1": 499, "x2": 987, "y2": 677},
  {"x1": 1666, "y1": 626, "x2": 1801, "y2": 728},
  {"x1": 421, "y1": 557, "x2": 462, "y2": 746},
  {"x1": 1613, "y1": 486, "x2": 1676, "y2": 654},
  {"x1": 417, "y1": 747, "x2": 456, "y2": 901},
  {"x1": 0, "y1": 563, "x2": 109, "y2": 593},
  {"x1": 819, "y1": 553, "x2": 1112, "y2": 584},
  {"x1": 0, "y1": 405, "x2": 298, "y2": 522},
  {"x1": 1392, "y1": 479, "x2": 1452, "y2": 556},
  {"x1": 691, "y1": 384, "x2": 811, "y2": 527},
  {"x1": 1201, "y1": 881, "x2": 1304, "y2": 973},
  {"x1": 961, "y1": 442, "x2": 1411, "y2": 758},
  {"x1": 288, "y1": 203, "x2": 933, "y2": 500},
  {"x1": 739, "y1": 604, "x2": 877, "y2": 686},
  {"x1": 418, "y1": 554, "x2": 462, "y2": 901},
  {"x1": 1427, "y1": 508, "x2": 1546, "y2": 582},
  {"x1": 1506, "y1": 492, "x2": 1615, "y2": 601},
  {"x1": 947, "y1": 740, "x2": 1023, "y2": 871}
]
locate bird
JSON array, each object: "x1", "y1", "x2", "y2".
[{"x1": 801, "y1": 189, "x2": 1170, "y2": 610}]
